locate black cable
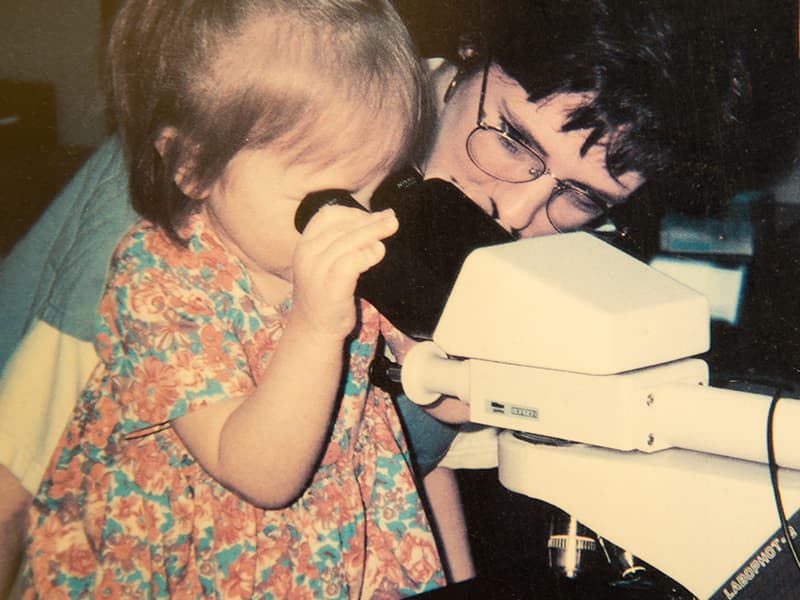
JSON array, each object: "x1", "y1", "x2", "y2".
[{"x1": 766, "y1": 386, "x2": 800, "y2": 572}]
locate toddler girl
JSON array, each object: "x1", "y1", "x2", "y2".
[{"x1": 23, "y1": 0, "x2": 444, "y2": 597}]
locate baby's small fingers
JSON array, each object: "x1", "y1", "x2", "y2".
[
  {"x1": 306, "y1": 206, "x2": 395, "y2": 237},
  {"x1": 301, "y1": 204, "x2": 371, "y2": 239},
  {"x1": 299, "y1": 209, "x2": 396, "y2": 263},
  {"x1": 323, "y1": 240, "x2": 387, "y2": 298},
  {"x1": 352, "y1": 209, "x2": 397, "y2": 243},
  {"x1": 324, "y1": 211, "x2": 396, "y2": 267}
]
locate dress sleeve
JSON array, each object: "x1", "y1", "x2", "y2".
[
  {"x1": 97, "y1": 230, "x2": 257, "y2": 430},
  {"x1": 379, "y1": 315, "x2": 417, "y2": 363}
]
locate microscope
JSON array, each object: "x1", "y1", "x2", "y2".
[
  {"x1": 296, "y1": 175, "x2": 800, "y2": 599},
  {"x1": 400, "y1": 231, "x2": 800, "y2": 600}
]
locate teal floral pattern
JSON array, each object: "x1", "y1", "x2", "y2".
[{"x1": 24, "y1": 215, "x2": 444, "y2": 599}]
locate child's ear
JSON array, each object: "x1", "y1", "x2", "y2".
[{"x1": 154, "y1": 127, "x2": 207, "y2": 199}]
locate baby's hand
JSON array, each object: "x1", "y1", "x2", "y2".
[{"x1": 290, "y1": 205, "x2": 398, "y2": 339}]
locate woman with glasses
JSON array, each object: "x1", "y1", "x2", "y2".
[
  {"x1": 378, "y1": 0, "x2": 772, "y2": 582},
  {"x1": 0, "y1": 0, "x2": 787, "y2": 594},
  {"x1": 426, "y1": 57, "x2": 638, "y2": 238}
]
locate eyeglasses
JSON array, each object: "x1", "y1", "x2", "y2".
[{"x1": 465, "y1": 62, "x2": 613, "y2": 234}]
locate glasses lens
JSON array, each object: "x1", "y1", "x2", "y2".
[
  {"x1": 546, "y1": 188, "x2": 608, "y2": 232},
  {"x1": 467, "y1": 128, "x2": 546, "y2": 183}
]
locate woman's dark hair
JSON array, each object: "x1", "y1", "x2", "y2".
[{"x1": 475, "y1": 0, "x2": 799, "y2": 203}]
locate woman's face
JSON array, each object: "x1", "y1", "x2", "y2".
[{"x1": 423, "y1": 64, "x2": 645, "y2": 238}]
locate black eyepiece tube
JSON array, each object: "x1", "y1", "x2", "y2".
[{"x1": 295, "y1": 167, "x2": 513, "y2": 339}]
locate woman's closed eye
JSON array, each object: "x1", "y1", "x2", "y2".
[
  {"x1": 498, "y1": 134, "x2": 523, "y2": 156},
  {"x1": 560, "y1": 187, "x2": 606, "y2": 216}
]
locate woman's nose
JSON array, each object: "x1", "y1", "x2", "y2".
[{"x1": 494, "y1": 176, "x2": 557, "y2": 238}]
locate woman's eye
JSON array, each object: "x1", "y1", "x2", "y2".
[
  {"x1": 498, "y1": 135, "x2": 520, "y2": 155},
  {"x1": 497, "y1": 119, "x2": 536, "y2": 160},
  {"x1": 571, "y1": 193, "x2": 603, "y2": 215}
]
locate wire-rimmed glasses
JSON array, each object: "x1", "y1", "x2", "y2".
[{"x1": 465, "y1": 62, "x2": 614, "y2": 233}]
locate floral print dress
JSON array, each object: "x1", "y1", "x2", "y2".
[{"x1": 23, "y1": 214, "x2": 444, "y2": 599}]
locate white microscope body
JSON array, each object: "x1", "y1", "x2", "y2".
[{"x1": 401, "y1": 232, "x2": 800, "y2": 600}]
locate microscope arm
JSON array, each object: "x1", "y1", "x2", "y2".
[
  {"x1": 402, "y1": 340, "x2": 800, "y2": 470},
  {"x1": 396, "y1": 232, "x2": 800, "y2": 598}
]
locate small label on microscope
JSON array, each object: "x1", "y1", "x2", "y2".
[
  {"x1": 510, "y1": 405, "x2": 539, "y2": 419},
  {"x1": 486, "y1": 401, "x2": 538, "y2": 420}
]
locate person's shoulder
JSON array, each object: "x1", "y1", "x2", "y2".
[
  {"x1": 109, "y1": 220, "x2": 181, "y2": 283},
  {"x1": 101, "y1": 219, "x2": 218, "y2": 324},
  {"x1": 68, "y1": 136, "x2": 130, "y2": 209},
  {"x1": 108, "y1": 214, "x2": 241, "y2": 302},
  {"x1": 83, "y1": 136, "x2": 126, "y2": 177}
]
